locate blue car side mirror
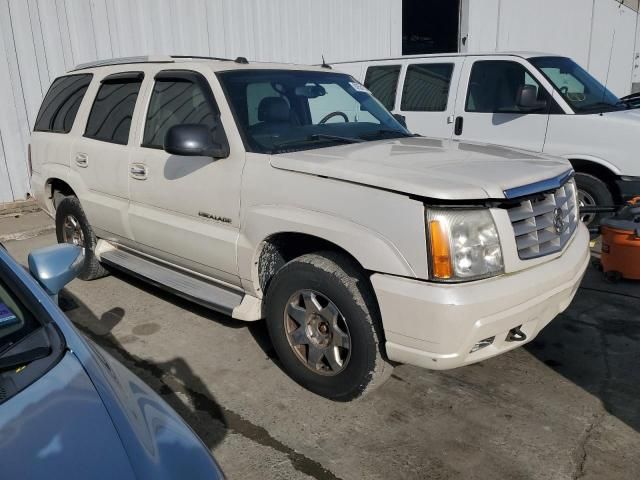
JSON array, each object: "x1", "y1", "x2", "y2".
[{"x1": 28, "y1": 244, "x2": 85, "y2": 296}]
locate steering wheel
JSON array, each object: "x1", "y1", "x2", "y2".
[{"x1": 319, "y1": 111, "x2": 349, "y2": 124}]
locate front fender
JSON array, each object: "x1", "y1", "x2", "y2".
[{"x1": 237, "y1": 205, "x2": 417, "y2": 295}]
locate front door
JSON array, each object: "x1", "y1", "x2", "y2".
[
  {"x1": 127, "y1": 69, "x2": 243, "y2": 286},
  {"x1": 71, "y1": 72, "x2": 145, "y2": 242},
  {"x1": 452, "y1": 57, "x2": 553, "y2": 152}
]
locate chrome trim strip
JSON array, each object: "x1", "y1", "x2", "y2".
[{"x1": 503, "y1": 169, "x2": 574, "y2": 199}]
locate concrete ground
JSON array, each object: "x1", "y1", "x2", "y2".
[{"x1": 3, "y1": 211, "x2": 640, "y2": 480}]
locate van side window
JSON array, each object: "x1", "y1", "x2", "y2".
[
  {"x1": 84, "y1": 72, "x2": 144, "y2": 145},
  {"x1": 401, "y1": 63, "x2": 454, "y2": 112},
  {"x1": 143, "y1": 74, "x2": 219, "y2": 149},
  {"x1": 363, "y1": 65, "x2": 401, "y2": 110},
  {"x1": 34, "y1": 74, "x2": 93, "y2": 133},
  {"x1": 466, "y1": 61, "x2": 547, "y2": 114}
]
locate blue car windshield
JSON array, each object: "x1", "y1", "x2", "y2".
[
  {"x1": 217, "y1": 69, "x2": 411, "y2": 154},
  {"x1": 529, "y1": 56, "x2": 625, "y2": 114}
]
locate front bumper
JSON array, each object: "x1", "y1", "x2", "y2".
[
  {"x1": 371, "y1": 223, "x2": 590, "y2": 370},
  {"x1": 616, "y1": 176, "x2": 640, "y2": 202}
]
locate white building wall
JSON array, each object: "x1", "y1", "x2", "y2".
[
  {"x1": 0, "y1": 0, "x2": 401, "y2": 204},
  {"x1": 465, "y1": 0, "x2": 639, "y2": 97}
]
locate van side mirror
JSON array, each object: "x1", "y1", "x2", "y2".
[
  {"x1": 516, "y1": 85, "x2": 548, "y2": 112},
  {"x1": 28, "y1": 244, "x2": 84, "y2": 297},
  {"x1": 164, "y1": 124, "x2": 229, "y2": 159}
]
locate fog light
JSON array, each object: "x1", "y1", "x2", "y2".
[{"x1": 470, "y1": 336, "x2": 495, "y2": 353}]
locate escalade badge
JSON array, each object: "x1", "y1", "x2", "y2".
[
  {"x1": 553, "y1": 208, "x2": 565, "y2": 235},
  {"x1": 198, "y1": 211, "x2": 232, "y2": 224}
]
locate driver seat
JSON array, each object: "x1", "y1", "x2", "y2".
[{"x1": 250, "y1": 97, "x2": 299, "y2": 135}]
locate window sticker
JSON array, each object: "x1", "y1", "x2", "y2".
[
  {"x1": 349, "y1": 81, "x2": 370, "y2": 94},
  {"x1": 0, "y1": 303, "x2": 18, "y2": 329}
]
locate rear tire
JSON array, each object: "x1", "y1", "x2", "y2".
[
  {"x1": 55, "y1": 196, "x2": 109, "y2": 281},
  {"x1": 574, "y1": 172, "x2": 614, "y2": 227},
  {"x1": 265, "y1": 251, "x2": 392, "y2": 401}
]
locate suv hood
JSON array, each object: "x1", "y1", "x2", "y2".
[{"x1": 270, "y1": 137, "x2": 571, "y2": 200}]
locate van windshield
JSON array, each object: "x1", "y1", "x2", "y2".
[
  {"x1": 529, "y1": 56, "x2": 625, "y2": 114},
  {"x1": 217, "y1": 70, "x2": 411, "y2": 154}
]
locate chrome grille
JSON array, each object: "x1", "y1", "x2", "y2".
[{"x1": 507, "y1": 179, "x2": 578, "y2": 259}]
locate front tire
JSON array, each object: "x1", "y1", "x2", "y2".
[
  {"x1": 55, "y1": 196, "x2": 109, "y2": 280},
  {"x1": 574, "y1": 172, "x2": 614, "y2": 226},
  {"x1": 265, "y1": 252, "x2": 392, "y2": 401}
]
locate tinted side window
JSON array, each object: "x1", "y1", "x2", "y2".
[
  {"x1": 401, "y1": 63, "x2": 454, "y2": 112},
  {"x1": 85, "y1": 73, "x2": 143, "y2": 144},
  {"x1": 466, "y1": 61, "x2": 547, "y2": 114},
  {"x1": 363, "y1": 65, "x2": 401, "y2": 110},
  {"x1": 143, "y1": 77, "x2": 218, "y2": 149},
  {"x1": 34, "y1": 74, "x2": 92, "y2": 133}
]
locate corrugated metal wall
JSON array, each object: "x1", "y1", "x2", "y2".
[{"x1": 0, "y1": 0, "x2": 402, "y2": 204}]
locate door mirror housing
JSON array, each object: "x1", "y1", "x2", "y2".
[
  {"x1": 164, "y1": 124, "x2": 229, "y2": 159},
  {"x1": 28, "y1": 244, "x2": 84, "y2": 297},
  {"x1": 516, "y1": 84, "x2": 548, "y2": 112},
  {"x1": 393, "y1": 113, "x2": 407, "y2": 128}
]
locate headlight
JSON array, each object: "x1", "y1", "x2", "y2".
[{"x1": 426, "y1": 209, "x2": 504, "y2": 281}]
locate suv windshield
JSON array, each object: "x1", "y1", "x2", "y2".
[
  {"x1": 529, "y1": 56, "x2": 625, "y2": 114},
  {"x1": 218, "y1": 69, "x2": 411, "y2": 154}
]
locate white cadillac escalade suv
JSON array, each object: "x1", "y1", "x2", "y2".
[{"x1": 30, "y1": 56, "x2": 590, "y2": 400}]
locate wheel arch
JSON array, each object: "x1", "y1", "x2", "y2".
[{"x1": 569, "y1": 158, "x2": 621, "y2": 201}]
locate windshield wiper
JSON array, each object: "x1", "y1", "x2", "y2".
[
  {"x1": 0, "y1": 346, "x2": 51, "y2": 372},
  {"x1": 359, "y1": 129, "x2": 418, "y2": 140},
  {"x1": 271, "y1": 134, "x2": 364, "y2": 152}
]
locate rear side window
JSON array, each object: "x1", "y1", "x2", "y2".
[
  {"x1": 34, "y1": 74, "x2": 92, "y2": 133},
  {"x1": 466, "y1": 61, "x2": 547, "y2": 114},
  {"x1": 142, "y1": 74, "x2": 218, "y2": 149},
  {"x1": 84, "y1": 72, "x2": 144, "y2": 145},
  {"x1": 363, "y1": 65, "x2": 401, "y2": 110},
  {"x1": 401, "y1": 63, "x2": 454, "y2": 112}
]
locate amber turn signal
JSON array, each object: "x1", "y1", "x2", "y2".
[{"x1": 429, "y1": 220, "x2": 453, "y2": 279}]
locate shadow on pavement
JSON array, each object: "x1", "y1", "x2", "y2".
[{"x1": 526, "y1": 264, "x2": 640, "y2": 433}]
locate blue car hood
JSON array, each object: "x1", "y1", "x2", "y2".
[{"x1": 0, "y1": 352, "x2": 136, "y2": 479}]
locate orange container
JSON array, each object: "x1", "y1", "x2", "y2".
[{"x1": 600, "y1": 197, "x2": 640, "y2": 280}]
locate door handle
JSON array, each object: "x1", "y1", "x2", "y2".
[
  {"x1": 75, "y1": 153, "x2": 88, "y2": 168},
  {"x1": 454, "y1": 116, "x2": 464, "y2": 136},
  {"x1": 130, "y1": 164, "x2": 148, "y2": 180}
]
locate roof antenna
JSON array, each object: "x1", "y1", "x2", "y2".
[{"x1": 321, "y1": 54, "x2": 332, "y2": 69}]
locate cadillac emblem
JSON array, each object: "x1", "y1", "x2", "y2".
[{"x1": 553, "y1": 208, "x2": 565, "y2": 235}]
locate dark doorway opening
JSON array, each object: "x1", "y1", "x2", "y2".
[{"x1": 402, "y1": 0, "x2": 460, "y2": 55}]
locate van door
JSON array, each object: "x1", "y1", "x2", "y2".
[
  {"x1": 452, "y1": 57, "x2": 555, "y2": 151},
  {"x1": 127, "y1": 68, "x2": 242, "y2": 286},
  {"x1": 396, "y1": 58, "x2": 464, "y2": 138},
  {"x1": 71, "y1": 71, "x2": 145, "y2": 243}
]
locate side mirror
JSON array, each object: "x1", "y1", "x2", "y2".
[
  {"x1": 28, "y1": 244, "x2": 84, "y2": 297},
  {"x1": 164, "y1": 124, "x2": 229, "y2": 159},
  {"x1": 516, "y1": 84, "x2": 548, "y2": 112},
  {"x1": 393, "y1": 113, "x2": 407, "y2": 128}
]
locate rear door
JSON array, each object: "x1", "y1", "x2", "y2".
[
  {"x1": 396, "y1": 58, "x2": 464, "y2": 138},
  {"x1": 452, "y1": 56, "x2": 554, "y2": 151},
  {"x1": 70, "y1": 71, "x2": 145, "y2": 242}
]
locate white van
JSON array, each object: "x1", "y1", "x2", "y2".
[{"x1": 333, "y1": 53, "x2": 640, "y2": 222}]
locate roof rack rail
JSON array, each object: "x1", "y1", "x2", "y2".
[
  {"x1": 170, "y1": 55, "x2": 233, "y2": 62},
  {"x1": 72, "y1": 55, "x2": 174, "y2": 71},
  {"x1": 234, "y1": 56, "x2": 249, "y2": 64}
]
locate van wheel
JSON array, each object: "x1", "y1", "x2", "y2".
[
  {"x1": 55, "y1": 196, "x2": 109, "y2": 281},
  {"x1": 574, "y1": 172, "x2": 613, "y2": 226},
  {"x1": 265, "y1": 252, "x2": 392, "y2": 401}
]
